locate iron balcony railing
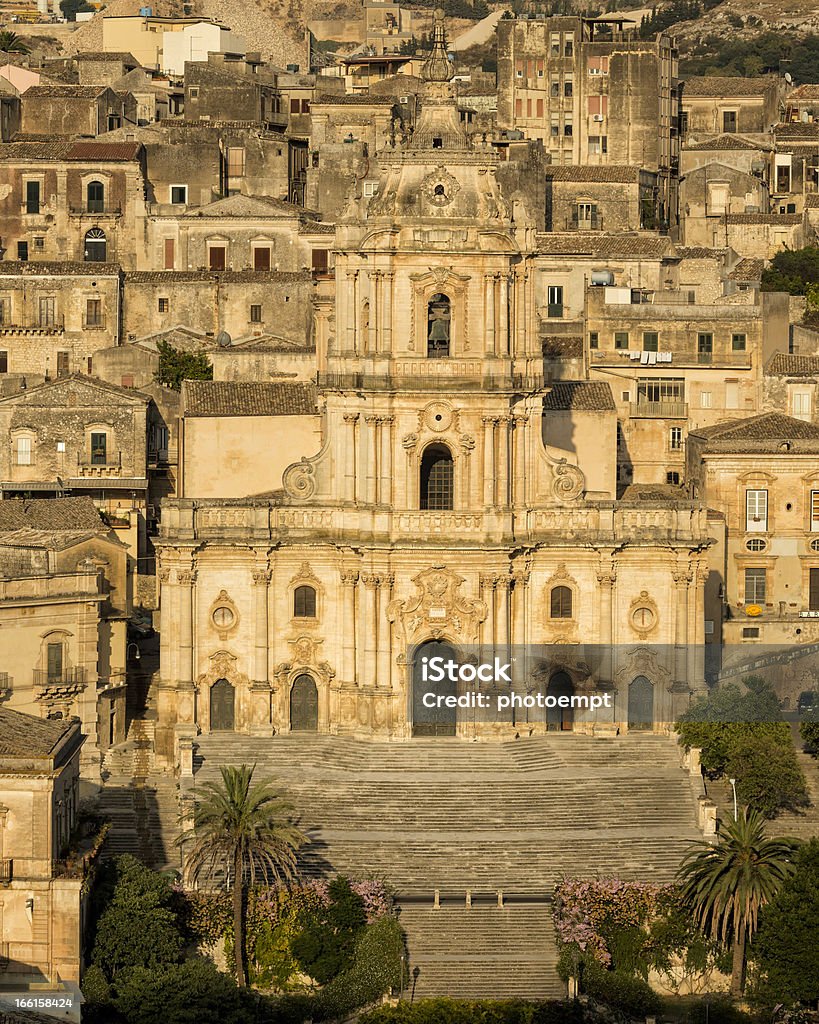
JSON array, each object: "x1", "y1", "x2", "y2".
[
  {"x1": 0, "y1": 860, "x2": 12, "y2": 885},
  {"x1": 33, "y1": 667, "x2": 87, "y2": 687},
  {"x1": 77, "y1": 451, "x2": 122, "y2": 468},
  {"x1": 629, "y1": 401, "x2": 689, "y2": 418}
]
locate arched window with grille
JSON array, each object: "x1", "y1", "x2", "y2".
[
  {"x1": 87, "y1": 180, "x2": 105, "y2": 213},
  {"x1": 420, "y1": 444, "x2": 454, "y2": 510},
  {"x1": 550, "y1": 585, "x2": 572, "y2": 619},
  {"x1": 293, "y1": 584, "x2": 317, "y2": 618},
  {"x1": 427, "y1": 293, "x2": 450, "y2": 357}
]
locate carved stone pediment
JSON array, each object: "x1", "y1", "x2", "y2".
[
  {"x1": 614, "y1": 646, "x2": 673, "y2": 693},
  {"x1": 197, "y1": 650, "x2": 250, "y2": 690},
  {"x1": 387, "y1": 566, "x2": 486, "y2": 644}
]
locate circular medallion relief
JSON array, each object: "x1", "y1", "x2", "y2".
[
  {"x1": 424, "y1": 402, "x2": 453, "y2": 432},
  {"x1": 632, "y1": 606, "x2": 656, "y2": 632},
  {"x1": 212, "y1": 606, "x2": 235, "y2": 629}
]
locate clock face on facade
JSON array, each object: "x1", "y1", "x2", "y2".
[
  {"x1": 212, "y1": 606, "x2": 235, "y2": 629},
  {"x1": 632, "y1": 606, "x2": 656, "y2": 631}
]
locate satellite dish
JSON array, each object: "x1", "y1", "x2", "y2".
[
  {"x1": 785, "y1": 72, "x2": 792, "y2": 83},
  {"x1": 216, "y1": 331, "x2": 231, "y2": 348}
]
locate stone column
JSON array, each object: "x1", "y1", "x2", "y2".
[
  {"x1": 158, "y1": 567, "x2": 172, "y2": 681},
  {"x1": 343, "y1": 413, "x2": 358, "y2": 503},
  {"x1": 382, "y1": 272, "x2": 393, "y2": 350},
  {"x1": 377, "y1": 574, "x2": 394, "y2": 688},
  {"x1": 674, "y1": 569, "x2": 690, "y2": 690},
  {"x1": 481, "y1": 574, "x2": 497, "y2": 652},
  {"x1": 484, "y1": 274, "x2": 496, "y2": 355},
  {"x1": 692, "y1": 565, "x2": 708, "y2": 693},
  {"x1": 513, "y1": 414, "x2": 528, "y2": 506},
  {"x1": 365, "y1": 415, "x2": 379, "y2": 505},
  {"x1": 497, "y1": 417, "x2": 509, "y2": 508},
  {"x1": 498, "y1": 275, "x2": 509, "y2": 355},
  {"x1": 345, "y1": 270, "x2": 356, "y2": 352},
  {"x1": 482, "y1": 417, "x2": 496, "y2": 507},
  {"x1": 341, "y1": 572, "x2": 358, "y2": 685},
  {"x1": 175, "y1": 567, "x2": 197, "y2": 745},
  {"x1": 379, "y1": 416, "x2": 393, "y2": 506},
  {"x1": 596, "y1": 569, "x2": 615, "y2": 692},
  {"x1": 368, "y1": 272, "x2": 378, "y2": 353},
  {"x1": 362, "y1": 574, "x2": 379, "y2": 687},
  {"x1": 513, "y1": 570, "x2": 528, "y2": 692},
  {"x1": 352, "y1": 270, "x2": 361, "y2": 354},
  {"x1": 497, "y1": 577, "x2": 510, "y2": 651},
  {"x1": 249, "y1": 566, "x2": 272, "y2": 735}
]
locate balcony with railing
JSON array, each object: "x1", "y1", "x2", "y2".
[
  {"x1": 75, "y1": 451, "x2": 123, "y2": 478},
  {"x1": 567, "y1": 212, "x2": 603, "y2": 230},
  {"x1": 629, "y1": 400, "x2": 688, "y2": 418},
  {"x1": 68, "y1": 205, "x2": 122, "y2": 218},
  {"x1": 0, "y1": 860, "x2": 11, "y2": 886},
  {"x1": 33, "y1": 667, "x2": 87, "y2": 689},
  {"x1": 0, "y1": 673, "x2": 12, "y2": 697},
  {"x1": 0, "y1": 315, "x2": 64, "y2": 335},
  {"x1": 82, "y1": 313, "x2": 107, "y2": 330}
]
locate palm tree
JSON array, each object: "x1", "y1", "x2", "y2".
[
  {"x1": 0, "y1": 31, "x2": 30, "y2": 54},
  {"x1": 178, "y1": 763, "x2": 308, "y2": 985},
  {"x1": 676, "y1": 808, "x2": 800, "y2": 995}
]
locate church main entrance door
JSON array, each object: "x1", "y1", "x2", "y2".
[
  {"x1": 628, "y1": 675, "x2": 654, "y2": 731},
  {"x1": 547, "y1": 672, "x2": 574, "y2": 731},
  {"x1": 290, "y1": 674, "x2": 319, "y2": 732},
  {"x1": 210, "y1": 678, "x2": 235, "y2": 731},
  {"x1": 411, "y1": 639, "x2": 457, "y2": 737}
]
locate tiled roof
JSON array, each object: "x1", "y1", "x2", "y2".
[
  {"x1": 773, "y1": 122, "x2": 819, "y2": 139},
  {"x1": 0, "y1": 496, "x2": 105, "y2": 532},
  {"x1": 24, "y1": 84, "x2": 109, "y2": 98},
  {"x1": 124, "y1": 270, "x2": 309, "y2": 284},
  {"x1": 74, "y1": 51, "x2": 138, "y2": 63},
  {"x1": 66, "y1": 141, "x2": 142, "y2": 161},
  {"x1": 314, "y1": 93, "x2": 395, "y2": 105},
  {"x1": 788, "y1": 84, "x2": 819, "y2": 99},
  {"x1": 766, "y1": 352, "x2": 819, "y2": 376},
  {"x1": 535, "y1": 233, "x2": 672, "y2": 258},
  {"x1": 543, "y1": 381, "x2": 615, "y2": 411},
  {"x1": 181, "y1": 193, "x2": 316, "y2": 219},
  {"x1": 183, "y1": 380, "x2": 318, "y2": 417},
  {"x1": 728, "y1": 257, "x2": 764, "y2": 281},
  {"x1": 543, "y1": 165, "x2": 643, "y2": 183},
  {"x1": 694, "y1": 412, "x2": 819, "y2": 450},
  {"x1": 724, "y1": 213, "x2": 802, "y2": 224},
  {"x1": 0, "y1": 140, "x2": 74, "y2": 159},
  {"x1": 0, "y1": 261, "x2": 120, "y2": 276},
  {"x1": 0, "y1": 706, "x2": 75, "y2": 758},
  {"x1": 0, "y1": 373, "x2": 149, "y2": 405},
  {"x1": 684, "y1": 134, "x2": 762, "y2": 151},
  {"x1": 675, "y1": 246, "x2": 727, "y2": 259},
  {"x1": 621, "y1": 483, "x2": 687, "y2": 501},
  {"x1": 299, "y1": 221, "x2": 335, "y2": 234},
  {"x1": 805, "y1": 194, "x2": 819, "y2": 209},
  {"x1": 682, "y1": 75, "x2": 776, "y2": 96},
  {"x1": 542, "y1": 336, "x2": 583, "y2": 358}
]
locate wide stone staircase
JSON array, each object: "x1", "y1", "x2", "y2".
[{"x1": 193, "y1": 733, "x2": 702, "y2": 998}]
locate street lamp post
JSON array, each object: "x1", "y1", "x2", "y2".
[
  {"x1": 126, "y1": 642, "x2": 141, "y2": 662},
  {"x1": 729, "y1": 777, "x2": 738, "y2": 821}
]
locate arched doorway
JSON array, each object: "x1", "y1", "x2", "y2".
[
  {"x1": 420, "y1": 444, "x2": 454, "y2": 510},
  {"x1": 547, "y1": 671, "x2": 574, "y2": 731},
  {"x1": 290, "y1": 673, "x2": 318, "y2": 732},
  {"x1": 628, "y1": 676, "x2": 654, "y2": 731},
  {"x1": 84, "y1": 227, "x2": 107, "y2": 261},
  {"x1": 412, "y1": 638, "x2": 457, "y2": 737},
  {"x1": 210, "y1": 678, "x2": 235, "y2": 731}
]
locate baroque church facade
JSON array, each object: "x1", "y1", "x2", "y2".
[{"x1": 154, "y1": 13, "x2": 711, "y2": 764}]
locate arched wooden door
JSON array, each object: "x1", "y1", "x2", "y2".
[
  {"x1": 547, "y1": 671, "x2": 574, "y2": 731},
  {"x1": 290, "y1": 674, "x2": 318, "y2": 732},
  {"x1": 412, "y1": 639, "x2": 457, "y2": 737},
  {"x1": 628, "y1": 675, "x2": 654, "y2": 731},
  {"x1": 210, "y1": 678, "x2": 235, "y2": 731}
]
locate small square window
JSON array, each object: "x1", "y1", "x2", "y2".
[
  {"x1": 614, "y1": 332, "x2": 629, "y2": 350},
  {"x1": 189, "y1": 87, "x2": 199, "y2": 98},
  {"x1": 643, "y1": 332, "x2": 659, "y2": 352},
  {"x1": 700, "y1": 391, "x2": 712, "y2": 409},
  {"x1": 666, "y1": 471, "x2": 681, "y2": 485},
  {"x1": 732, "y1": 333, "x2": 746, "y2": 351},
  {"x1": 34, "y1": 236, "x2": 44, "y2": 250},
  {"x1": 158, "y1": 297, "x2": 169, "y2": 313},
  {"x1": 56, "y1": 440, "x2": 65, "y2": 452},
  {"x1": 250, "y1": 304, "x2": 262, "y2": 323},
  {"x1": 170, "y1": 185, "x2": 187, "y2": 205},
  {"x1": 589, "y1": 331, "x2": 598, "y2": 349}
]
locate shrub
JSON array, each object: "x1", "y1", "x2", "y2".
[
  {"x1": 155, "y1": 340, "x2": 213, "y2": 390},
  {"x1": 358, "y1": 1000, "x2": 585, "y2": 1024},
  {"x1": 582, "y1": 965, "x2": 662, "y2": 1018},
  {"x1": 689, "y1": 997, "x2": 757, "y2": 1024},
  {"x1": 728, "y1": 732, "x2": 809, "y2": 817},
  {"x1": 291, "y1": 875, "x2": 367, "y2": 984},
  {"x1": 800, "y1": 709, "x2": 819, "y2": 755},
  {"x1": 112, "y1": 960, "x2": 255, "y2": 1024}
]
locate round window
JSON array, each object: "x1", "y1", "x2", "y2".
[
  {"x1": 746, "y1": 538, "x2": 767, "y2": 552},
  {"x1": 212, "y1": 606, "x2": 235, "y2": 629},
  {"x1": 811, "y1": 539, "x2": 819, "y2": 553},
  {"x1": 632, "y1": 606, "x2": 656, "y2": 631}
]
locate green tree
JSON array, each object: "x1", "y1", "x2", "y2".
[
  {"x1": 0, "y1": 31, "x2": 30, "y2": 53},
  {"x1": 155, "y1": 340, "x2": 213, "y2": 390},
  {"x1": 761, "y1": 246, "x2": 819, "y2": 295},
  {"x1": 90, "y1": 855, "x2": 185, "y2": 980},
  {"x1": 59, "y1": 0, "x2": 94, "y2": 21},
  {"x1": 800, "y1": 707, "x2": 819, "y2": 755},
  {"x1": 178, "y1": 764, "x2": 307, "y2": 986},
  {"x1": 676, "y1": 809, "x2": 800, "y2": 995},
  {"x1": 752, "y1": 837, "x2": 819, "y2": 1006},
  {"x1": 113, "y1": 960, "x2": 256, "y2": 1024},
  {"x1": 291, "y1": 875, "x2": 367, "y2": 984}
]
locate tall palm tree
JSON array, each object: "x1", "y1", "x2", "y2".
[
  {"x1": 0, "y1": 32, "x2": 30, "y2": 54},
  {"x1": 178, "y1": 764, "x2": 308, "y2": 986},
  {"x1": 676, "y1": 808, "x2": 800, "y2": 995}
]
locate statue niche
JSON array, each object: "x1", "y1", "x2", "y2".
[{"x1": 427, "y1": 293, "x2": 451, "y2": 358}]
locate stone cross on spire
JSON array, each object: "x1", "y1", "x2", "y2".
[{"x1": 422, "y1": 7, "x2": 454, "y2": 83}]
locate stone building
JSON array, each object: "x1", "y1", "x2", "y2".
[
  {"x1": 543, "y1": 165, "x2": 660, "y2": 232},
  {"x1": 183, "y1": 61, "x2": 284, "y2": 127},
  {"x1": 679, "y1": 161, "x2": 770, "y2": 247},
  {"x1": 0, "y1": 141, "x2": 148, "y2": 269},
  {"x1": 75, "y1": 51, "x2": 141, "y2": 87},
  {"x1": 0, "y1": 263, "x2": 121, "y2": 388},
  {"x1": 771, "y1": 121, "x2": 819, "y2": 213},
  {"x1": 0, "y1": 708, "x2": 87, "y2": 989},
  {"x1": 153, "y1": 13, "x2": 710, "y2": 764},
  {"x1": 497, "y1": 14, "x2": 680, "y2": 227},
  {"x1": 19, "y1": 85, "x2": 130, "y2": 138},
  {"x1": 764, "y1": 352, "x2": 819, "y2": 423},
  {"x1": 681, "y1": 75, "x2": 783, "y2": 140},
  {"x1": 0, "y1": 497, "x2": 129, "y2": 773}
]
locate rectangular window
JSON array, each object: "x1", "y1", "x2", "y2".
[
  {"x1": 746, "y1": 488, "x2": 768, "y2": 532},
  {"x1": 589, "y1": 331, "x2": 598, "y2": 349},
  {"x1": 46, "y1": 642, "x2": 63, "y2": 683},
  {"x1": 25, "y1": 180, "x2": 40, "y2": 214},
  {"x1": 697, "y1": 332, "x2": 713, "y2": 363},
  {"x1": 290, "y1": 97, "x2": 300, "y2": 112},
  {"x1": 515, "y1": 98, "x2": 522, "y2": 118},
  {"x1": 536, "y1": 98, "x2": 543, "y2": 118},
  {"x1": 547, "y1": 285, "x2": 563, "y2": 318},
  {"x1": 208, "y1": 246, "x2": 226, "y2": 271},
  {"x1": 723, "y1": 110, "x2": 737, "y2": 133},
  {"x1": 170, "y1": 185, "x2": 188, "y2": 205},
  {"x1": 614, "y1": 331, "x2": 629, "y2": 350},
  {"x1": 643, "y1": 331, "x2": 658, "y2": 352},
  {"x1": 300, "y1": 99, "x2": 311, "y2": 113},
  {"x1": 0, "y1": 351, "x2": 6, "y2": 373},
  {"x1": 810, "y1": 489, "x2": 819, "y2": 531},
  {"x1": 86, "y1": 298, "x2": 102, "y2": 327},
  {"x1": 311, "y1": 249, "x2": 328, "y2": 273},
  {"x1": 0, "y1": 299, "x2": 5, "y2": 325},
  {"x1": 253, "y1": 246, "x2": 271, "y2": 271},
  {"x1": 158, "y1": 297, "x2": 169, "y2": 313},
  {"x1": 17, "y1": 241, "x2": 28, "y2": 262},
  {"x1": 731, "y1": 332, "x2": 746, "y2": 351},
  {"x1": 38, "y1": 297, "x2": 55, "y2": 327},
  {"x1": 811, "y1": 568, "x2": 819, "y2": 612},
  {"x1": 250, "y1": 304, "x2": 262, "y2": 323},
  {"x1": 550, "y1": 33, "x2": 560, "y2": 56},
  {"x1": 725, "y1": 380, "x2": 739, "y2": 409},
  {"x1": 56, "y1": 351, "x2": 69, "y2": 377},
  {"x1": 564, "y1": 76, "x2": 573, "y2": 98},
  {"x1": 363, "y1": 181, "x2": 379, "y2": 197},
  {"x1": 700, "y1": 391, "x2": 712, "y2": 408},
  {"x1": 793, "y1": 392, "x2": 811, "y2": 419},
  {"x1": 550, "y1": 74, "x2": 560, "y2": 98},
  {"x1": 669, "y1": 426, "x2": 683, "y2": 450},
  {"x1": 742, "y1": 626, "x2": 760, "y2": 638},
  {"x1": 744, "y1": 567, "x2": 766, "y2": 604},
  {"x1": 90, "y1": 432, "x2": 107, "y2": 466},
  {"x1": 588, "y1": 95, "x2": 608, "y2": 117},
  {"x1": 227, "y1": 147, "x2": 246, "y2": 178},
  {"x1": 587, "y1": 56, "x2": 609, "y2": 74},
  {"x1": 34, "y1": 236, "x2": 44, "y2": 249},
  {"x1": 563, "y1": 117, "x2": 573, "y2": 137},
  {"x1": 588, "y1": 134, "x2": 608, "y2": 155},
  {"x1": 16, "y1": 435, "x2": 31, "y2": 465},
  {"x1": 564, "y1": 36, "x2": 573, "y2": 56},
  {"x1": 164, "y1": 238, "x2": 175, "y2": 270},
  {"x1": 550, "y1": 115, "x2": 559, "y2": 137},
  {"x1": 526, "y1": 98, "x2": 532, "y2": 117},
  {"x1": 637, "y1": 378, "x2": 684, "y2": 403},
  {"x1": 666, "y1": 471, "x2": 681, "y2": 485}
]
